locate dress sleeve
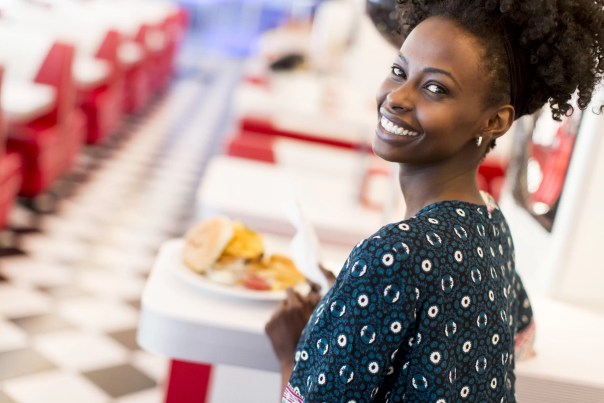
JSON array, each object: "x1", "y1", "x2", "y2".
[
  {"x1": 513, "y1": 272, "x2": 535, "y2": 361},
  {"x1": 285, "y1": 234, "x2": 419, "y2": 402}
]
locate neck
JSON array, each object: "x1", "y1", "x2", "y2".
[{"x1": 398, "y1": 160, "x2": 484, "y2": 219}]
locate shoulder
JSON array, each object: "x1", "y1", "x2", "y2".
[{"x1": 337, "y1": 217, "x2": 433, "y2": 287}]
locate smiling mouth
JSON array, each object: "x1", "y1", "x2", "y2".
[{"x1": 379, "y1": 116, "x2": 420, "y2": 137}]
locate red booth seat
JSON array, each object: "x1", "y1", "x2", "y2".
[
  {"x1": 78, "y1": 29, "x2": 125, "y2": 144},
  {"x1": 10, "y1": 7, "x2": 125, "y2": 144},
  {"x1": 240, "y1": 116, "x2": 366, "y2": 150},
  {"x1": 120, "y1": 41, "x2": 150, "y2": 114},
  {"x1": 1, "y1": 2, "x2": 126, "y2": 144},
  {"x1": 0, "y1": 67, "x2": 21, "y2": 230},
  {"x1": 152, "y1": 6, "x2": 189, "y2": 93},
  {"x1": 5, "y1": 40, "x2": 82, "y2": 197},
  {"x1": 226, "y1": 131, "x2": 277, "y2": 163},
  {"x1": 0, "y1": 152, "x2": 22, "y2": 229},
  {"x1": 478, "y1": 161, "x2": 506, "y2": 202}
]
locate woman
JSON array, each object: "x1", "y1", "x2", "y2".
[{"x1": 266, "y1": 0, "x2": 604, "y2": 401}]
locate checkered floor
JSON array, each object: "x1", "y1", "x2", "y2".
[{"x1": 0, "y1": 53, "x2": 242, "y2": 403}]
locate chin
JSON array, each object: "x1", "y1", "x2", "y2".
[{"x1": 372, "y1": 137, "x2": 406, "y2": 163}]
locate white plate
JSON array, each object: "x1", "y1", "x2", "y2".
[{"x1": 165, "y1": 239, "x2": 308, "y2": 301}]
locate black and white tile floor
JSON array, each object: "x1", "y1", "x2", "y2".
[{"x1": 0, "y1": 54, "x2": 242, "y2": 402}]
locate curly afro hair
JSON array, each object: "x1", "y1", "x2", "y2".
[{"x1": 394, "y1": 0, "x2": 604, "y2": 121}]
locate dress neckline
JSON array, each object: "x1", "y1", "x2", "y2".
[{"x1": 414, "y1": 191, "x2": 499, "y2": 217}]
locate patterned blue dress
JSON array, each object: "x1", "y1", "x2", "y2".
[{"x1": 283, "y1": 196, "x2": 533, "y2": 403}]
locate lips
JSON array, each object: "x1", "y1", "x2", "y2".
[{"x1": 378, "y1": 108, "x2": 421, "y2": 137}]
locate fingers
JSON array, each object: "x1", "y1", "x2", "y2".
[
  {"x1": 307, "y1": 290, "x2": 322, "y2": 306},
  {"x1": 307, "y1": 279, "x2": 322, "y2": 293},
  {"x1": 285, "y1": 288, "x2": 303, "y2": 308},
  {"x1": 319, "y1": 264, "x2": 337, "y2": 283},
  {"x1": 286, "y1": 287, "x2": 321, "y2": 309}
]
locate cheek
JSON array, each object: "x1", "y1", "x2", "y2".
[{"x1": 375, "y1": 79, "x2": 391, "y2": 106}]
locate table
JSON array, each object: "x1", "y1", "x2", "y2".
[
  {"x1": 138, "y1": 236, "x2": 352, "y2": 402},
  {"x1": 514, "y1": 298, "x2": 604, "y2": 402},
  {"x1": 73, "y1": 57, "x2": 111, "y2": 90},
  {"x1": 1, "y1": 80, "x2": 56, "y2": 124}
]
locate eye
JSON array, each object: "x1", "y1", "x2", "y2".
[
  {"x1": 390, "y1": 65, "x2": 406, "y2": 79},
  {"x1": 425, "y1": 83, "x2": 447, "y2": 95}
]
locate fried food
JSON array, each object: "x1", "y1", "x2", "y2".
[
  {"x1": 244, "y1": 254, "x2": 306, "y2": 291},
  {"x1": 183, "y1": 217, "x2": 306, "y2": 292},
  {"x1": 223, "y1": 222, "x2": 264, "y2": 259}
]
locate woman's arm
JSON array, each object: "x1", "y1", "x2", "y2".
[
  {"x1": 265, "y1": 287, "x2": 322, "y2": 396},
  {"x1": 267, "y1": 234, "x2": 418, "y2": 401},
  {"x1": 280, "y1": 362, "x2": 293, "y2": 397}
]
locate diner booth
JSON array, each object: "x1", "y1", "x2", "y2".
[
  {"x1": 0, "y1": 0, "x2": 185, "y2": 212},
  {"x1": 0, "y1": 67, "x2": 22, "y2": 234},
  {"x1": 0, "y1": 22, "x2": 83, "y2": 199},
  {"x1": 0, "y1": 0, "x2": 186, "y2": 258}
]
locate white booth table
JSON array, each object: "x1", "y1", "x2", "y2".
[
  {"x1": 1, "y1": 80, "x2": 56, "y2": 124},
  {"x1": 138, "y1": 236, "x2": 351, "y2": 402}
]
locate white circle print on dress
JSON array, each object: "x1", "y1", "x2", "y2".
[
  {"x1": 422, "y1": 259, "x2": 432, "y2": 272},
  {"x1": 382, "y1": 253, "x2": 394, "y2": 266},
  {"x1": 460, "y1": 386, "x2": 470, "y2": 398},
  {"x1": 357, "y1": 294, "x2": 369, "y2": 307},
  {"x1": 368, "y1": 361, "x2": 380, "y2": 374}
]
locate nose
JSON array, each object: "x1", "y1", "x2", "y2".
[{"x1": 384, "y1": 82, "x2": 414, "y2": 112}]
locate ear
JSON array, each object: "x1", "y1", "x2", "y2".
[{"x1": 482, "y1": 104, "x2": 515, "y2": 139}]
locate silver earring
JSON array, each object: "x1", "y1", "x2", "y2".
[{"x1": 476, "y1": 136, "x2": 483, "y2": 147}]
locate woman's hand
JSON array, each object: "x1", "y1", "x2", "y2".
[
  {"x1": 319, "y1": 263, "x2": 337, "y2": 288},
  {"x1": 265, "y1": 285, "x2": 322, "y2": 368}
]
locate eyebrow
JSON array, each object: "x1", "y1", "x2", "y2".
[{"x1": 399, "y1": 53, "x2": 461, "y2": 89}]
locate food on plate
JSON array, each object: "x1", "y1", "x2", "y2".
[
  {"x1": 183, "y1": 216, "x2": 235, "y2": 273},
  {"x1": 183, "y1": 217, "x2": 306, "y2": 291},
  {"x1": 223, "y1": 221, "x2": 264, "y2": 259}
]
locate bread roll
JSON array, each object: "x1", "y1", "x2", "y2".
[{"x1": 183, "y1": 216, "x2": 234, "y2": 273}]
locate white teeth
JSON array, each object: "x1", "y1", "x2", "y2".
[{"x1": 380, "y1": 116, "x2": 418, "y2": 137}]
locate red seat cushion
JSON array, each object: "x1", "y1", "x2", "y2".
[
  {"x1": 80, "y1": 80, "x2": 123, "y2": 144},
  {"x1": 226, "y1": 132, "x2": 276, "y2": 163},
  {"x1": 6, "y1": 126, "x2": 64, "y2": 197},
  {"x1": 0, "y1": 152, "x2": 22, "y2": 228},
  {"x1": 240, "y1": 117, "x2": 360, "y2": 150}
]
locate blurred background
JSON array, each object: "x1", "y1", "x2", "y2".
[{"x1": 0, "y1": 0, "x2": 602, "y2": 402}]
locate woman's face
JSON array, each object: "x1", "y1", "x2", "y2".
[{"x1": 374, "y1": 16, "x2": 494, "y2": 165}]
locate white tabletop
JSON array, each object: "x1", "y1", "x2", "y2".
[
  {"x1": 74, "y1": 57, "x2": 111, "y2": 89},
  {"x1": 137, "y1": 236, "x2": 351, "y2": 372},
  {"x1": 515, "y1": 298, "x2": 604, "y2": 389},
  {"x1": 196, "y1": 156, "x2": 399, "y2": 248},
  {"x1": 118, "y1": 42, "x2": 144, "y2": 67},
  {"x1": 1, "y1": 80, "x2": 56, "y2": 124}
]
